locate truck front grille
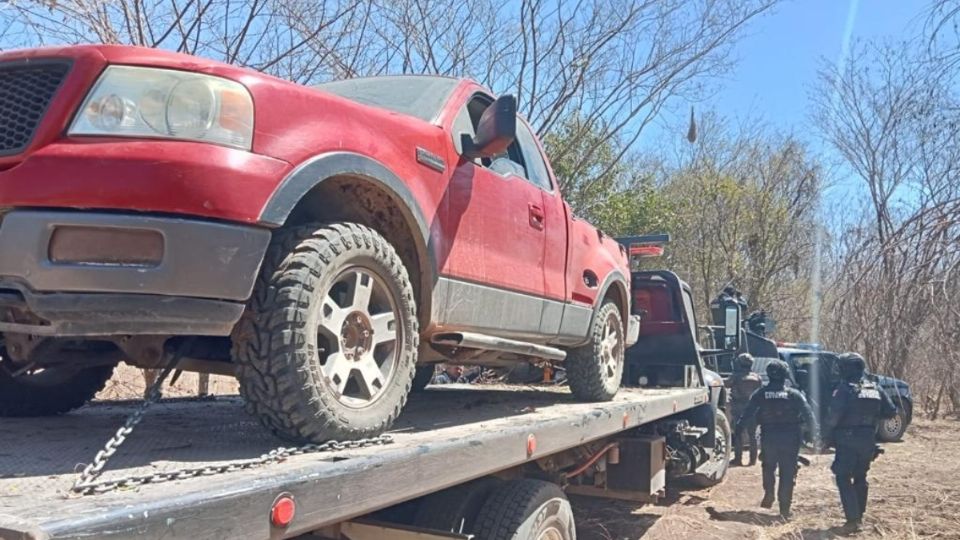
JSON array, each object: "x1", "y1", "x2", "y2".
[{"x1": 0, "y1": 61, "x2": 71, "y2": 156}]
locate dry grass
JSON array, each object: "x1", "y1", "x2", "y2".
[
  {"x1": 95, "y1": 364, "x2": 238, "y2": 400},
  {"x1": 574, "y1": 419, "x2": 960, "y2": 539}
]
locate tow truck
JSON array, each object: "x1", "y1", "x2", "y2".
[{"x1": 0, "y1": 263, "x2": 736, "y2": 539}]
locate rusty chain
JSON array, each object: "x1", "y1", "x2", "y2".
[{"x1": 71, "y1": 343, "x2": 393, "y2": 496}]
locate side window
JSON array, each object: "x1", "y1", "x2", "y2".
[
  {"x1": 451, "y1": 105, "x2": 476, "y2": 156},
  {"x1": 821, "y1": 353, "x2": 842, "y2": 383},
  {"x1": 514, "y1": 120, "x2": 553, "y2": 191},
  {"x1": 452, "y1": 94, "x2": 550, "y2": 189}
]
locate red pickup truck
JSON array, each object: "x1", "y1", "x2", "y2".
[{"x1": 0, "y1": 45, "x2": 638, "y2": 442}]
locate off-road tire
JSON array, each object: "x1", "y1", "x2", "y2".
[
  {"x1": 232, "y1": 222, "x2": 418, "y2": 443},
  {"x1": 413, "y1": 477, "x2": 501, "y2": 533},
  {"x1": 0, "y1": 356, "x2": 114, "y2": 417},
  {"x1": 877, "y1": 403, "x2": 910, "y2": 442},
  {"x1": 473, "y1": 479, "x2": 575, "y2": 540},
  {"x1": 411, "y1": 365, "x2": 434, "y2": 393},
  {"x1": 566, "y1": 301, "x2": 624, "y2": 401},
  {"x1": 691, "y1": 409, "x2": 732, "y2": 487}
]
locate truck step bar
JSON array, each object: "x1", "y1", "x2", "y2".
[{"x1": 431, "y1": 331, "x2": 566, "y2": 361}]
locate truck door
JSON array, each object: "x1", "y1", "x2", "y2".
[
  {"x1": 512, "y1": 118, "x2": 568, "y2": 335},
  {"x1": 437, "y1": 94, "x2": 548, "y2": 339}
]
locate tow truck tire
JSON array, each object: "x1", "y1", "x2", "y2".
[
  {"x1": 473, "y1": 479, "x2": 575, "y2": 540},
  {"x1": 233, "y1": 223, "x2": 418, "y2": 443},
  {"x1": 413, "y1": 477, "x2": 500, "y2": 533},
  {"x1": 0, "y1": 355, "x2": 114, "y2": 417},
  {"x1": 877, "y1": 403, "x2": 910, "y2": 442},
  {"x1": 411, "y1": 365, "x2": 434, "y2": 393},
  {"x1": 567, "y1": 301, "x2": 624, "y2": 402},
  {"x1": 690, "y1": 409, "x2": 732, "y2": 487}
]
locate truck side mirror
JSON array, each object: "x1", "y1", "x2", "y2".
[
  {"x1": 710, "y1": 288, "x2": 743, "y2": 353},
  {"x1": 463, "y1": 95, "x2": 517, "y2": 159},
  {"x1": 723, "y1": 305, "x2": 740, "y2": 351}
]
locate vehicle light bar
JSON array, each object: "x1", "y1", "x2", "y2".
[
  {"x1": 616, "y1": 234, "x2": 670, "y2": 258},
  {"x1": 776, "y1": 341, "x2": 822, "y2": 350}
]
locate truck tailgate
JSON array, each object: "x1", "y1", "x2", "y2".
[{"x1": 0, "y1": 385, "x2": 707, "y2": 540}]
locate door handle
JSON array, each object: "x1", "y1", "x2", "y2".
[{"x1": 528, "y1": 203, "x2": 545, "y2": 230}]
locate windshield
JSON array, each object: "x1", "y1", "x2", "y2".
[{"x1": 316, "y1": 76, "x2": 459, "y2": 122}]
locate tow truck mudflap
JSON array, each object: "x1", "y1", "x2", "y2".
[{"x1": 626, "y1": 314, "x2": 640, "y2": 346}]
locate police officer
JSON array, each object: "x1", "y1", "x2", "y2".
[
  {"x1": 823, "y1": 353, "x2": 897, "y2": 532},
  {"x1": 725, "y1": 353, "x2": 762, "y2": 466},
  {"x1": 735, "y1": 360, "x2": 818, "y2": 519}
]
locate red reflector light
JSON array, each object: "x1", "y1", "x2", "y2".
[
  {"x1": 629, "y1": 245, "x2": 664, "y2": 257},
  {"x1": 271, "y1": 495, "x2": 296, "y2": 528},
  {"x1": 526, "y1": 434, "x2": 537, "y2": 457}
]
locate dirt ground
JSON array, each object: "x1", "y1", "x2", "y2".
[
  {"x1": 573, "y1": 419, "x2": 960, "y2": 540},
  {"x1": 96, "y1": 364, "x2": 239, "y2": 400},
  {"x1": 96, "y1": 368, "x2": 959, "y2": 539}
]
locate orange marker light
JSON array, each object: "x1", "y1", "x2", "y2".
[
  {"x1": 218, "y1": 88, "x2": 254, "y2": 133},
  {"x1": 271, "y1": 494, "x2": 296, "y2": 528},
  {"x1": 629, "y1": 245, "x2": 664, "y2": 257},
  {"x1": 526, "y1": 434, "x2": 537, "y2": 457}
]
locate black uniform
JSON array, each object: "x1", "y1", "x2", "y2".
[
  {"x1": 726, "y1": 367, "x2": 762, "y2": 465},
  {"x1": 824, "y1": 376, "x2": 897, "y2": 526},
  {"x1": 736, "y1": 377, "x2": 818, "y2": 517}
]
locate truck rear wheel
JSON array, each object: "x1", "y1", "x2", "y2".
[
  {"x1": 413, "y1": 477, "x2": 500, "y2": 533},
  {"x1": 566, "y1": 301, "x2": 623, "y2": 401},
  {"x1": 0, "y1": 354, "x2": 114, "y2": 417},
  {"x1": 233, "y1": 223, "x2": 418, "y2": 443},
  {"x1": 473, "y1": 479, "x2": 575, "y2": 540}
]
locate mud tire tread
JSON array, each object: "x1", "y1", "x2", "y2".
[
  {"x1": 566, "y1": 301, "x2": 623, "y2": 402},
  {"x1": 232, "y1": 222, "x2": 418, "y2": 443},
  {"x1": 0, "y1": 362, "x2": 114, "y2": 417}
]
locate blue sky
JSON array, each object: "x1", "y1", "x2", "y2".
[
  {"x1": 643, "y1": 0, "x2": 930, "y2": 203},
  {"x1": 706, "y1": 0, "x2": 923, "y2": 132}
]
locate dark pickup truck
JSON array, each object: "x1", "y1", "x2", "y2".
[{"x1": 774, "y1": 345, "x2": 913, "y2": 442}]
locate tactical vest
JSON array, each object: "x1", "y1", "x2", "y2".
[
  {"x1": 837, "y1": 381, "x2": 883, "y2": 428},
  {"x1": 756, "y1": 387, "x2": 800, "y2": 425}
]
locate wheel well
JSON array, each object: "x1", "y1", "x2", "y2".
[
  {"x1": 602, "y1": 279, "x2": 629, "y2": 330},
  {"x1": 283, "y1": 176, "x2": 432, "y2": 326}
]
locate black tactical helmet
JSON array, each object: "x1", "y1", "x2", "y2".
[
  {"x1": 735, "y1": 353, "x2": 755, "y2": 371},
  {"x1": 766, "y1": 360, "x2": 790, "y2": 382},
  {"x1": 839, "y1": 353, "x2": 866, "y2": 380}
]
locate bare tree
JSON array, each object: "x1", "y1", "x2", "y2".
[
  {"x1": 660, "y1": 113, "x2": 822, "y2": 335},
  {"x1": 814, "y1": 38, "x2": 960, "y2": 413},
  {"x1": 3, "y1": 0, "x2": 778, "y2": 204}
]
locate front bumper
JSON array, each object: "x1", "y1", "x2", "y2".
[{"x1": 0, "y1": 210, "x2": 270, "y2": 336}]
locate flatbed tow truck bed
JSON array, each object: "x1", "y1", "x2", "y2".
[{"x1": 0, "y1": 384, "x2": 708, "y2": 540}]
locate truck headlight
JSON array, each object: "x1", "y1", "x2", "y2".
[{"x1": 70, "y1": 66, "x2": 253, "y2": 150}]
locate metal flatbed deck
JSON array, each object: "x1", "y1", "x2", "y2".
[{"x1": 0, "y1": 384, "x2": 707, "y2": 540}]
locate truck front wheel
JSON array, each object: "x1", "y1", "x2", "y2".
[
  {"x1": 233, "y1": 223, "x2": 418, "y2": 443},
  {"x1": 690, "y1": 409, "x2": 732, "y2": 487},
  {"x1": 566, "y1": 301, "x2": 624, "y2": 401},
  {"x1": 877, "y1": 403, "x2": 910, "y2": 442},
  {"x1": 0, "y1": 353, "x2": 114, "y2": 417}
]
